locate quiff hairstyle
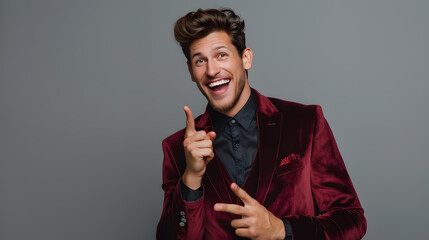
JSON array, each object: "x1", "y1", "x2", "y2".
[{"x1": 174, "y1": 8, "x2": 246, "y2": 63}]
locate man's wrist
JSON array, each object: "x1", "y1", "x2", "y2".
[
  {"x1": 182, "y1": 169, "x2": 203, "y2": 190},
  {"x1": 268, "y1": 212, "x2": 286, "y2": 240}
]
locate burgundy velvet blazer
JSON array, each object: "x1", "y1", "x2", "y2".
[{"x1": 157, "y1": 89, "x2": 366, "y2": 240}]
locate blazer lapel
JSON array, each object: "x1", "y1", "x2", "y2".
[{"x1": 252, "y1": 89, "x2": 283, "y2": 204}]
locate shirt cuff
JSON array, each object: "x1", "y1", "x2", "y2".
[
  {"x1": 282, "y1": 218, "x2": 293, "y2": 240},
  {"x1": 180, "y1": 179, "x2": 203, "y2": 202}
]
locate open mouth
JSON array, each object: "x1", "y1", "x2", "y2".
[{"x1": 207, "y1": 79, "x2": 230, "y2": 94}]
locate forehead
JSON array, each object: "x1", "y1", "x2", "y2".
[{"x1": 190, "y1": 31, "x2": 234, "y2": 55}]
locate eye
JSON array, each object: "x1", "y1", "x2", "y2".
[
  {"x1": 219, "y1": 53, "x2": 227, "y2": 58},
  {"x1": 195, "y1": 59, "x2": 205, "y2": 65}
]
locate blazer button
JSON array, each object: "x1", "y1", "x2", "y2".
[
  {"x1": 180, "y1": 211, "x2": 185, "y2": 216},
  {"x1": 179, "y1": 222, "x2": 185, "y2": 227},
  {"x1": 181, "y1": 217, "x2": 186, "y2": 223}
]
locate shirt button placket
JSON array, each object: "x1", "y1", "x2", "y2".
[{"x1": 230, "y1": 118, "x2": 243, "y2": 185}]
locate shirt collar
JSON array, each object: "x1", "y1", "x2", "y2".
[{"x1": 208, "y1": 89, "x2": 257, "y2": 129}]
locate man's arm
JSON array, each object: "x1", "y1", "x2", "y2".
[
  {"x1": 156, "y1": 139, "x2": 205, "y2": 240},
  {"x1": 284, "y1": 106, "x2": 367, "y2": 240},
  {"x1": 182, "y1": 106, "x2": 216, "y2": 190},
  {"x1": 157, "y1": 107, "x2": 216, "y2": 240}
]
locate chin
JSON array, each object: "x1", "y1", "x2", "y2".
[{"x1": 209, "y1": 97, "x2": 236, "y2": 114}]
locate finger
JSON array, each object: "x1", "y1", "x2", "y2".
[
  {"x1": 188, "y1": 130, "x2": 215, "y2": 142},
  {"x1": 191, "y1": 148, "x2": 214, "y2": 160},
  {"x1": 188, "y1": 139, "x2": 213, "y2": 149},
  {"x1": 183, "y1": 106, "x2": 196, "y2": 136},
  {"x1": 207, "y1": 131, "x2": 216, "y2": 141},
  {"x1": 214, "y1": 203, "x2": 247, "y2": 216},
  {"x1": 231, "y1": 218, "x2": 248, "y2": 229},
  {"x1": 235, "y1": 228, "x2": 251, "y2": 238},
  {"x1": 230, "y1": 182, "x2": 254, "y2": 205},
  {"x1": 206, "y1": 150, "x2": 214, "y2": 162},
  {"x1": 189, "y1": 130, "x2": 210, "y2": 141},
  {"x1": 183, "y1": 131, "x2": 207, "y2": 149}
]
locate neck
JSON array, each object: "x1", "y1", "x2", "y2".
[{"x1": 222, "y1": 84, "x2": 251, "y2": 117}]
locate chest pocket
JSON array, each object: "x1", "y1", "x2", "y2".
[{"x1": 275, "y1": 156, "x2": 305, "y2": 177}]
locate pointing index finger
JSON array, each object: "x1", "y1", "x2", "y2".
[{"x1": 183, "y1": 106, "x2": 196, "y2": 136}]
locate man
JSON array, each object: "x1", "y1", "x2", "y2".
[{"x1": 157, "y1": 8, "x2": 366, "y2": 240}]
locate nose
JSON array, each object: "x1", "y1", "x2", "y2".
[{"x1": 206, "y1": 59, "x2": 220, "y2": 77}]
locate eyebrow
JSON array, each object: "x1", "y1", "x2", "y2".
[{"x1": 191, "y1": 46, "x2": 229, "y2": 60}]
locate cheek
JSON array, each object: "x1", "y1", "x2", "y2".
[{"x1": 191, "y1": 70, "x2": 204, "y2": 82}]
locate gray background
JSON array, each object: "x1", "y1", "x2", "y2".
[{"x1": 1, "y1": 0, "x2": 428, "y2": 239}]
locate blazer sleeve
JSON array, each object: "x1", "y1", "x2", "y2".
[
  {"x1": 285, "y1": 106, "x2": 367, "y2": 240},
  {"x1": 156, "y1": 138, "x2": 205, "y2": 240}
]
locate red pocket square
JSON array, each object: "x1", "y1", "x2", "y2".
[{"x1": 280, "y1": 154, "x2": 302, "y2": 166}]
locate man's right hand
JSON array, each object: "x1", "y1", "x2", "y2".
[{"x1": 182, "y1": 106, "x2": 216, "y2": 190}]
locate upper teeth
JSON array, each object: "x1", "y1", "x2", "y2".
[{"x1": 208, "y1": 79, "x2": 230, "y2": 88}]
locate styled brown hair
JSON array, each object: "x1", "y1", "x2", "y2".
[{"x1": 174, "y1": 8, "x2": 246, "y2": 62}]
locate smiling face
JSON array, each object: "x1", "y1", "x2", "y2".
[{"x1": 187, "y1": 31, "x2": 253, "y2": 117}]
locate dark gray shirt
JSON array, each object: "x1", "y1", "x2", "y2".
[{"x1": 208, "y1": 90, "x2": 258, "y2": 187}]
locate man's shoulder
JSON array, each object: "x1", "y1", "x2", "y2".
[
  {"x1": 162, "y1": 128, "x2": 185, "y2": 149},
  {"x1": 253, "y1": 89, "x2": 321, "y2": 119},
  {"x1": 267, "y1": 96, "x2": 321, "y2": 118}
]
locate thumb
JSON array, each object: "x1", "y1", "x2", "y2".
[
  {"x1": 207, "y1": 131, "x2": 216, "y2": 141},
  {"x1": 183, "y1": 106, "x2": 196, "y2": 137}
]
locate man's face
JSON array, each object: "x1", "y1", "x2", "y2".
[{"x1": 187, "y1": 31, "x2": 253, "y2": 117}]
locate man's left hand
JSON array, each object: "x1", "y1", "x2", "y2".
[{"x1": 214, "y1": 183, "x2": 286, "y2": 240}]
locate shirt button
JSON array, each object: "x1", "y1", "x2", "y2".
[
  {"x1": 231, "y1": 119, "x2": 236, "y2": 124},
  {"x1": 179, "y1": 222, "x2": 185, "y2": 227}
]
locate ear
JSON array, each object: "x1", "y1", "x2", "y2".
[
  {"x1": 187, "y1": 61, "x2": 196, "y2": 82},
  {"x1": 241, "y1": 48, "x2": 253, "y2": 70}
]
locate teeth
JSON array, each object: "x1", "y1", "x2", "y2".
[{"x1": 208, "y1": 79, "x2": 230, "y2": 88}]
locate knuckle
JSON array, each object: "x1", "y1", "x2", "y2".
[
  {"x1": 190, "y1": 149, "x2": 199, "y2": 156},
  {"x1": 184, "y1": 142, "x2": 194, "y2": 151},
  {"x1": 249, "y1": 218, "x2": 256, "y2": 225}
]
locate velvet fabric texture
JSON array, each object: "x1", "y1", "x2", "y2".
[{"x1": 157, "y1": 89, "x2": 366, "y2": 240}]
